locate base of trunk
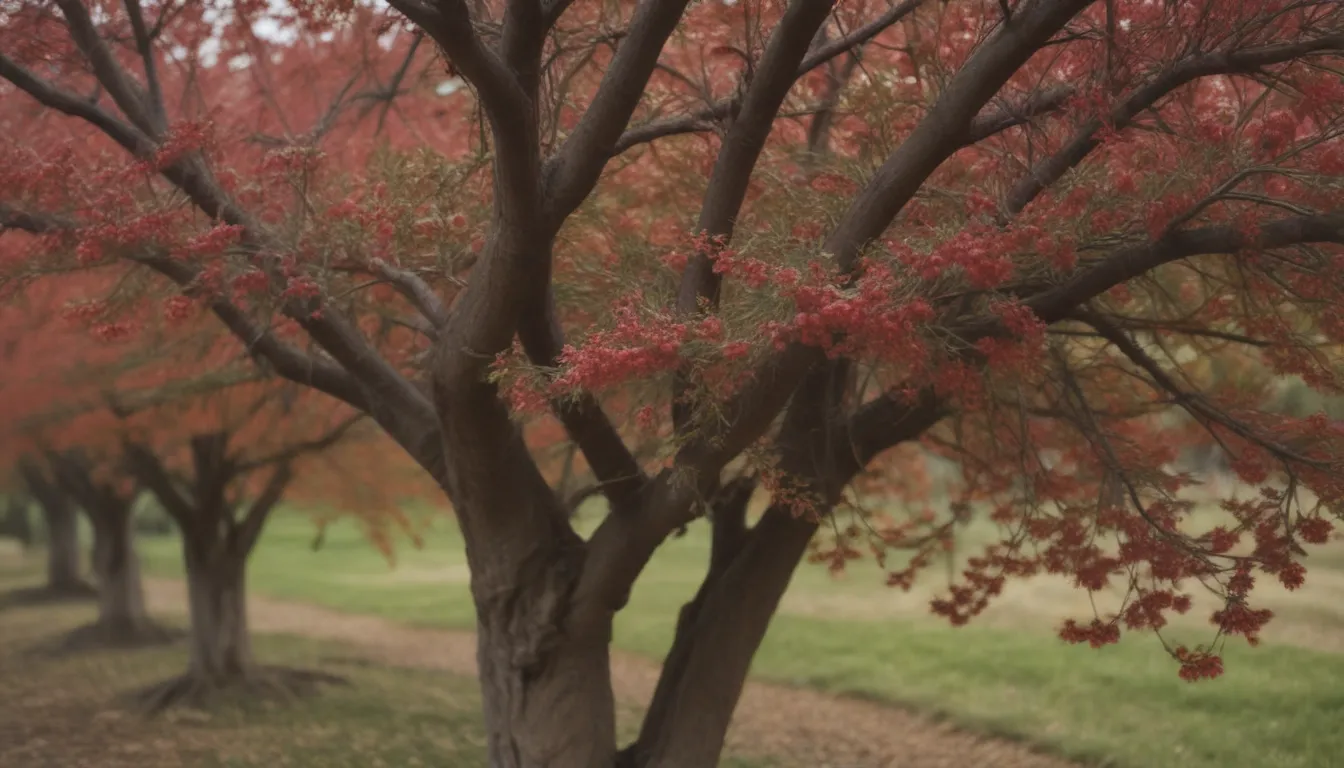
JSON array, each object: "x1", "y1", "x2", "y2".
[
  {"x1": 135, "y1": 665, "x2": 349, "y2": 715},
  {"x1": 47, "y1": 618, "x2": 183, "y2": 654},
  {"x1": 0, "y1": 581, "x2": 98, "y2": 610}
]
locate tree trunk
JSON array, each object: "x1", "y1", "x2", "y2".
[
  {"x1": 43, "y1": 498, "x2": 85, "y2": 593},
  {"x1": 182, "y1": 541, "x2": 253, "y2": 683},
  {"x1": 89, "y1": 506, "x2": 152, "y2": 637},
  {"x1": 464, "y1": 515, "x2": 618, "y2": 768},
  {"x1": 476, "y1": 611, "x2": 617, "y2": 768},
  {"x1": 630, "y1": 507, "x2": 817, "y2": 768}
]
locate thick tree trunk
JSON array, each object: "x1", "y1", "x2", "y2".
[
  {"x1": 465, "y1": 520, "x2": 618, "y2": 768},
  {"x1": 477, "y1": 614, "x2": 617, "y2": 768},
  {"x1": 89, "y1": 507, "x2": 152, "y2": 637},
  {"x1": 182, "y1": 543, "x2": 253, "y2": 683}
]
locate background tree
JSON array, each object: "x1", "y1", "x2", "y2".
[
  {"x1": 113, "y1": 368, "x2": 376, "y2": 711},
  {"x1": 1, "y1": 278, "x2": 123, "y2": 602},
  {"x1": 44, "y1": 445, "x2": 179, "y2": 649},
  {"x1": 12, "y1": 455, "x2": 90, "y2": 599},
  {"x1": 2, "y1": 1, "x2": 1344, "y2": 765}
]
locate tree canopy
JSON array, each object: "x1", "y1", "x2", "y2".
[{"x1": 2, "y1": 1, "x2": 1343, "y2": 765}]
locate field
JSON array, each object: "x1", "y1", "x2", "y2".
[{"x1": 4, "y1": 492, "x2": 1344, "y2": 768}]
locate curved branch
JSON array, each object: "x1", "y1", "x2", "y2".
[
  {"x1": 543, "y1": 0, "x2": 694, "y2": 222},
  {"x1": 0, "y1": 53, "x2": 155, "y2": 158},
  {"x1": 609, "y1": 0, "x2": 925, "y2": 159},
  {"x1": 235, "y1": 461, "x2": 292, "y2": 555},
  {"x1": 1003, "y1": 34, "x2": 1344, "y2": 217},
  {"x1": 370, "y1": 259, "x2": 450, "y2": 329},
  {"x1": 1071, "y1": 307, "x2": 1326, "y2": 468},
  {"x1": 824, "y1": 0, "x2": 1094, "y2": 273},
  {"x1": 122, "y1": 442, "x2": 194, "y2": 529},
  {"x1": 235, "y1": 413, "x2": 366, "y2": 473},
  {"x1": 385, "y1": 0, "x2": 525, "y2": 124},
  {"x1": 676, "y1": 0, "x2": 839, "y2": 312},
  {"x1": 54, "y1": 0, "x2": 160, "y2": 137}
]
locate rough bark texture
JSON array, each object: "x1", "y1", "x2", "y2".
[
  {"x1": 436, "y1": 388, "x2": 618, "y2": 768},
  {"x1": 85, "y1": 505, "x2": 157, "y2": 642},
  {"x1": 182, "y1": 535, "x2": 253, "y2": 682},
  {"x1": 476, "y1": 607, "x2": 616, "y2": 768}
]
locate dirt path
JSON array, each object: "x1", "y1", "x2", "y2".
[{"x1": 143, "y1": 578, "x2": 1076, "y2": 768}]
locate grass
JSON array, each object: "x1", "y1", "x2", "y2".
[
  {"x1": 128, "y1": 504, "x2": 1344, "y2": 768},
  {"x1": 0, "y1": 562, "x2": 771, "y2": 768}
]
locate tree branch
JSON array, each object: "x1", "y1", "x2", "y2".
[
  {"x1": 369, "y1": 258, "x2": 450, "y2": 329},
  {"x1": 965, "y1": 84, "x2": 1076, "y2": 144},
  {"x1": 235, "y1": 461, "x2": 292, "y2": 555},
  {"x1": 385, "y1": 0, "x2": 526, "y2": 125},
  {"x1": 517, "y1": 281, "x2": 649, "y2": 510},
  {"x1": 122, "y1": 0, "x2": 167, "y2": 133},
  {"x1": 801, "y1": 0, "x2": 924, "y2": 73},
  {"x1": 129, "y1": 252, "x2": 373, "y2": 411},
  {"x1": 0, "y1": 202, "x2": 77, "y2": 234},
  {"x1": 122, "y1": 442, "x2": 194, "y2": 528},
  {"x1": 1070, "y1": 307, "x2": 1325, "y2": 468},
  {"x1": 0, "y1": 53, "x2": 156, "y2": 158},
  {"x1": 235, "y1": 413, "x2": 366, "y2": 473},
  {"x1": 676, "y1": 0, "x2": 839, "y2": 313},
  {"x1": 1023, "y1": 211, "x2": 1344, "y2": 324},
  {"x1": 1003, "y1": 34, "x2": 1344, "y2": 217},
  {"x1": 846, "y1": 210, "x2": 1344, "y2": 463},
  {"x1": 824, "y1": 0, "x2": 1094, "y2": 273},
  {"x1": 542, "y1": 0, "x2": 695, "y2": 223},
  {"x1": 609, "y1": 0, "x2": 924, "y2": 159},
  {"x1": 53, "y1": 0, "x2": 160, "y2": 137}
]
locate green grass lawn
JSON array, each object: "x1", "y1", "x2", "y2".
[
  {"x1": 129, "y1": 506, "x2": 1344, "y2": 768},
  {"x1": 0, "y1": 562, "x2": 771, "y2": 768}
]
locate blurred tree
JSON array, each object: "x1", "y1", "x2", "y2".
[{"x1": 14, "y1": 456, "x2": 90, "y2": 599}]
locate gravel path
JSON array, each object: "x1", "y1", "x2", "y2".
[{"x1": 143, "y1": 578, "x2": 1078, "y2": 768}]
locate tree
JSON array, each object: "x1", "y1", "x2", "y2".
[
  {"x1": 45, "y1": 446, "x2": 179, "y2": 649},
  {"x1": 7, "y1": 291, "x2": 385, "y2": 699},
  {"x1": 13, "y1": 455, "x2": 91, "y2": 599},
  {"x1": 0, "y1": 281, "x2": 107, "y2": 600},
  {"x1": 2, "y1": 1, "x2": 1344, "y2": 764},
  {"x1": 118, "y1": 384, "x2": 365, "y2": 711}
]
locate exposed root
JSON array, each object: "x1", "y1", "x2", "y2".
[
  {"x1": 135, "y1": 665, "x2": 350, "y2": 715},
  {"x1": 0, "y1": 582, "x2": 97, "y2": 611},
  {"x1": 41, "y1": 619, "x2": 183, "y2": 655}
]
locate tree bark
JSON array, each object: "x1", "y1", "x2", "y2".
[
  {"x1": 182, "y1": 536, "x2": 253, "y2": 683},
  {"x1": 476, "y1": 611, "x2": 617, "y2": 768},
  {"x1": 89, "y1": 503, "x2": 153, "y2": 638},
  {"x1": 637, "y1": 507, "x2": 817, "y2": 767},
  {"x1": 465, "y1": 499, "x2": 618, "y2": 768}
]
